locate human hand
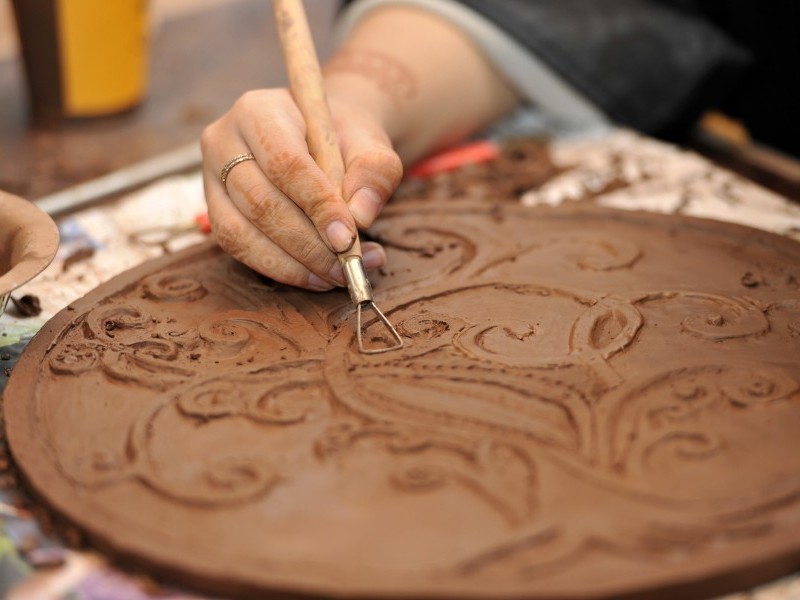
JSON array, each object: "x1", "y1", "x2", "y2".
[{"x1": 201, "y1": 88, "x2": 403, "y2": 291}]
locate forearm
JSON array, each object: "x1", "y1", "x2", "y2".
[{"x1": 323, "y1": 5, "x2": 520, "y2": 164}]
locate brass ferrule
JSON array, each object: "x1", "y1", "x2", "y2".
[{"x1": 341, "y1": 255, "x2": 373, "y2": 305}]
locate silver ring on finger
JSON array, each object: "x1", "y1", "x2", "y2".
[{"x1": 219, "y1": 152, "x2": 255, "y2": 187}]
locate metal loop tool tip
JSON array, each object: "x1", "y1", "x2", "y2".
[{"x1": 342, "y1": 255, "x2": 404, "y2": 354}]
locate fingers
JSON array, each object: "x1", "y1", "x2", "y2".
[
  {"x1": 337, "y1": 109, "x2": 404, "y2": 229},
  {"x1": 207, "y1": 178, "x2": 387, "y2": 290},
  {"x1": 202, "y1": 92, "x2": 346, "y2": 288},
  {"x1": 203, "y1": 169, "x2": 332, "y2": 291},
  {"x1": 200, "y1": 89, "x2": 394, "y2": 290},
  {"x1": 223, "y1": 156, "x2": 346, "y2": 287},
  {"x1": 202, "y1": 147, "x2": 387, "y2": 290},
  {"x1": 360, "y1": 241, "x2": 387, "y2": 272},
  {"x1": 233, "y1": 91, "x2": 359, "y2": 254}
]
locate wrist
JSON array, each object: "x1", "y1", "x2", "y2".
[{"x1": 323, "y1": 47, "x2": 413, "y2": 145}]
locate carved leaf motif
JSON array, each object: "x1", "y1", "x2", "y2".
[
  {"x1": 571, "y1": 300, "x2": 643, "y2": 360},
  {"x1": 569, "y1": 299, "x2": 643, "y2": 387},
  {"x1": 332, "y1": 368, "x2": 594, "y2": 465}
]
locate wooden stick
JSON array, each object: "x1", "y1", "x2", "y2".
[
  {"x1": 35, "y1": 142, "x2": 202, "y2": 217},
  {"x1": 273, "y1": 0, "x2": 403, "y2": 354},
  {"x1": 272, "y1": 0, "x2": 361, "y2": 261}
]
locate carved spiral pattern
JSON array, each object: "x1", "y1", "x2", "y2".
[
  {"x1": 138, "y1": 454, "x2": 281, "y2": 507},
  {"x1": 721, "y1": 367, "x2": 799, "y2": 408},
  {"x1": 85, "y1": 305, "x2": 152, "y2": 341},
  {"x1": 391, "y1": 463, "x2": 448, "y2": 492},
  {"x1": 359, "y1": 306, "x2": 467, "y2": 360},
  {"x1": 396, "y1": 316, "x2": 450, "y2": 342},
  {"x1": 314, "y1": 422, "x2": 362, "y2": 458},
  {"x1": 177, "y1": 371, "x2": 328, "y2": 426},
  {"x1": 376, "y1": 225, "x2": 474, "y2": 266},
  {"x1": 608, "y1": 364, "x2": 799, "y2": 488},
  {"x1": 178, "y1": 384, "x2": 239, "y2": 419},
  {"x1": 49, "y1": 342, "x2": 102, "y2": 375},
  {"x1": 128, "y1": 339, "x2": 180, "y2": 361},
  {"x1": 248, "y1": 381, "x2": 327, "y2": 424},
  {"x1": 142, "y1": 273, "x2": 207, "y2": 302},
  {"x1": 198, "y1": 316, "x2": 253, "y2": 349},
  {"x1": 643, "y1": 432, "x2": 724, "y2": 467},
  {"x1": 103, "y1": 345, "x2": 194, "y2": 390},
  {"x1": 196, "y1": 312, "x2": 302, "y2": 360},
  {"x1": 678, "y1": 294, "x2": 769, "y2": 340}
]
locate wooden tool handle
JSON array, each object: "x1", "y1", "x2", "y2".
[{"x1": 273, "y1": 0, "x2": 361, "y2": 260}]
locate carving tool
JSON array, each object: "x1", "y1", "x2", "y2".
[
  {"x1": 34, "y1": 142, "x2": 202, "y2": 217},
  {"x1": 273, "y1": 0, "x2": 403, "y2": 354}
]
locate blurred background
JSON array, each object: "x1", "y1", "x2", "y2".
[{"x1": 0, "y1": 0, "x2": 337, "y2": 202}]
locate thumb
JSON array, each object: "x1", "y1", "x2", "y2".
[{"x1": 339, "y1": 119, "x2": 403, "y2": 229}]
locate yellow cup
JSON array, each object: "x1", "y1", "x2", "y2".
[{"x1": 12, "y1": 0, "x2": 149, "y2": 122}]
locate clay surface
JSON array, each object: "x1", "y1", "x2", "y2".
[
  {"x1": 0, "y1": 190, "x2": 59, "y2": 314},
  {"x1": 5, "y1": 199, "x2": 800, "y2": 600}
]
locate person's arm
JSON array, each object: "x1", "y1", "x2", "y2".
[
  {"x1": 324, "y1": 5, "x2": 519, "y2": 165},
  {"x1": 200, "y1": 5, "x2": 518, "y2": 291}
]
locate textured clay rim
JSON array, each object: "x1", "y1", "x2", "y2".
[{"x1": 0, "y1": 190, "x2": 60, "y2": 309}]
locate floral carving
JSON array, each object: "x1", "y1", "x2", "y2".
[{"x1": 12, "y1": 202, "x2": 800, "y2": 597}]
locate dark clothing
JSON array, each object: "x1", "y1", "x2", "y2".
[{"x1": 455, "y1": 0, "x2": 799, "y2": 156}]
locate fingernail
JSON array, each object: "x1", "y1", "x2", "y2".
[
  {"x1": 362, "y1": 246, "x2": 386, "y2": 270},
  {"x1": 308, "y1": 273, "x2": 334, "y2": 291},
  {"x1": 349, "y1": 188, "x2": 383, "y2": 227},
  {"x1": 328, "y1": 262, "x2": 345, "y2": 286},
  {"x1": 326, "y1": 220, "x2": 355, "y2": 253}
]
